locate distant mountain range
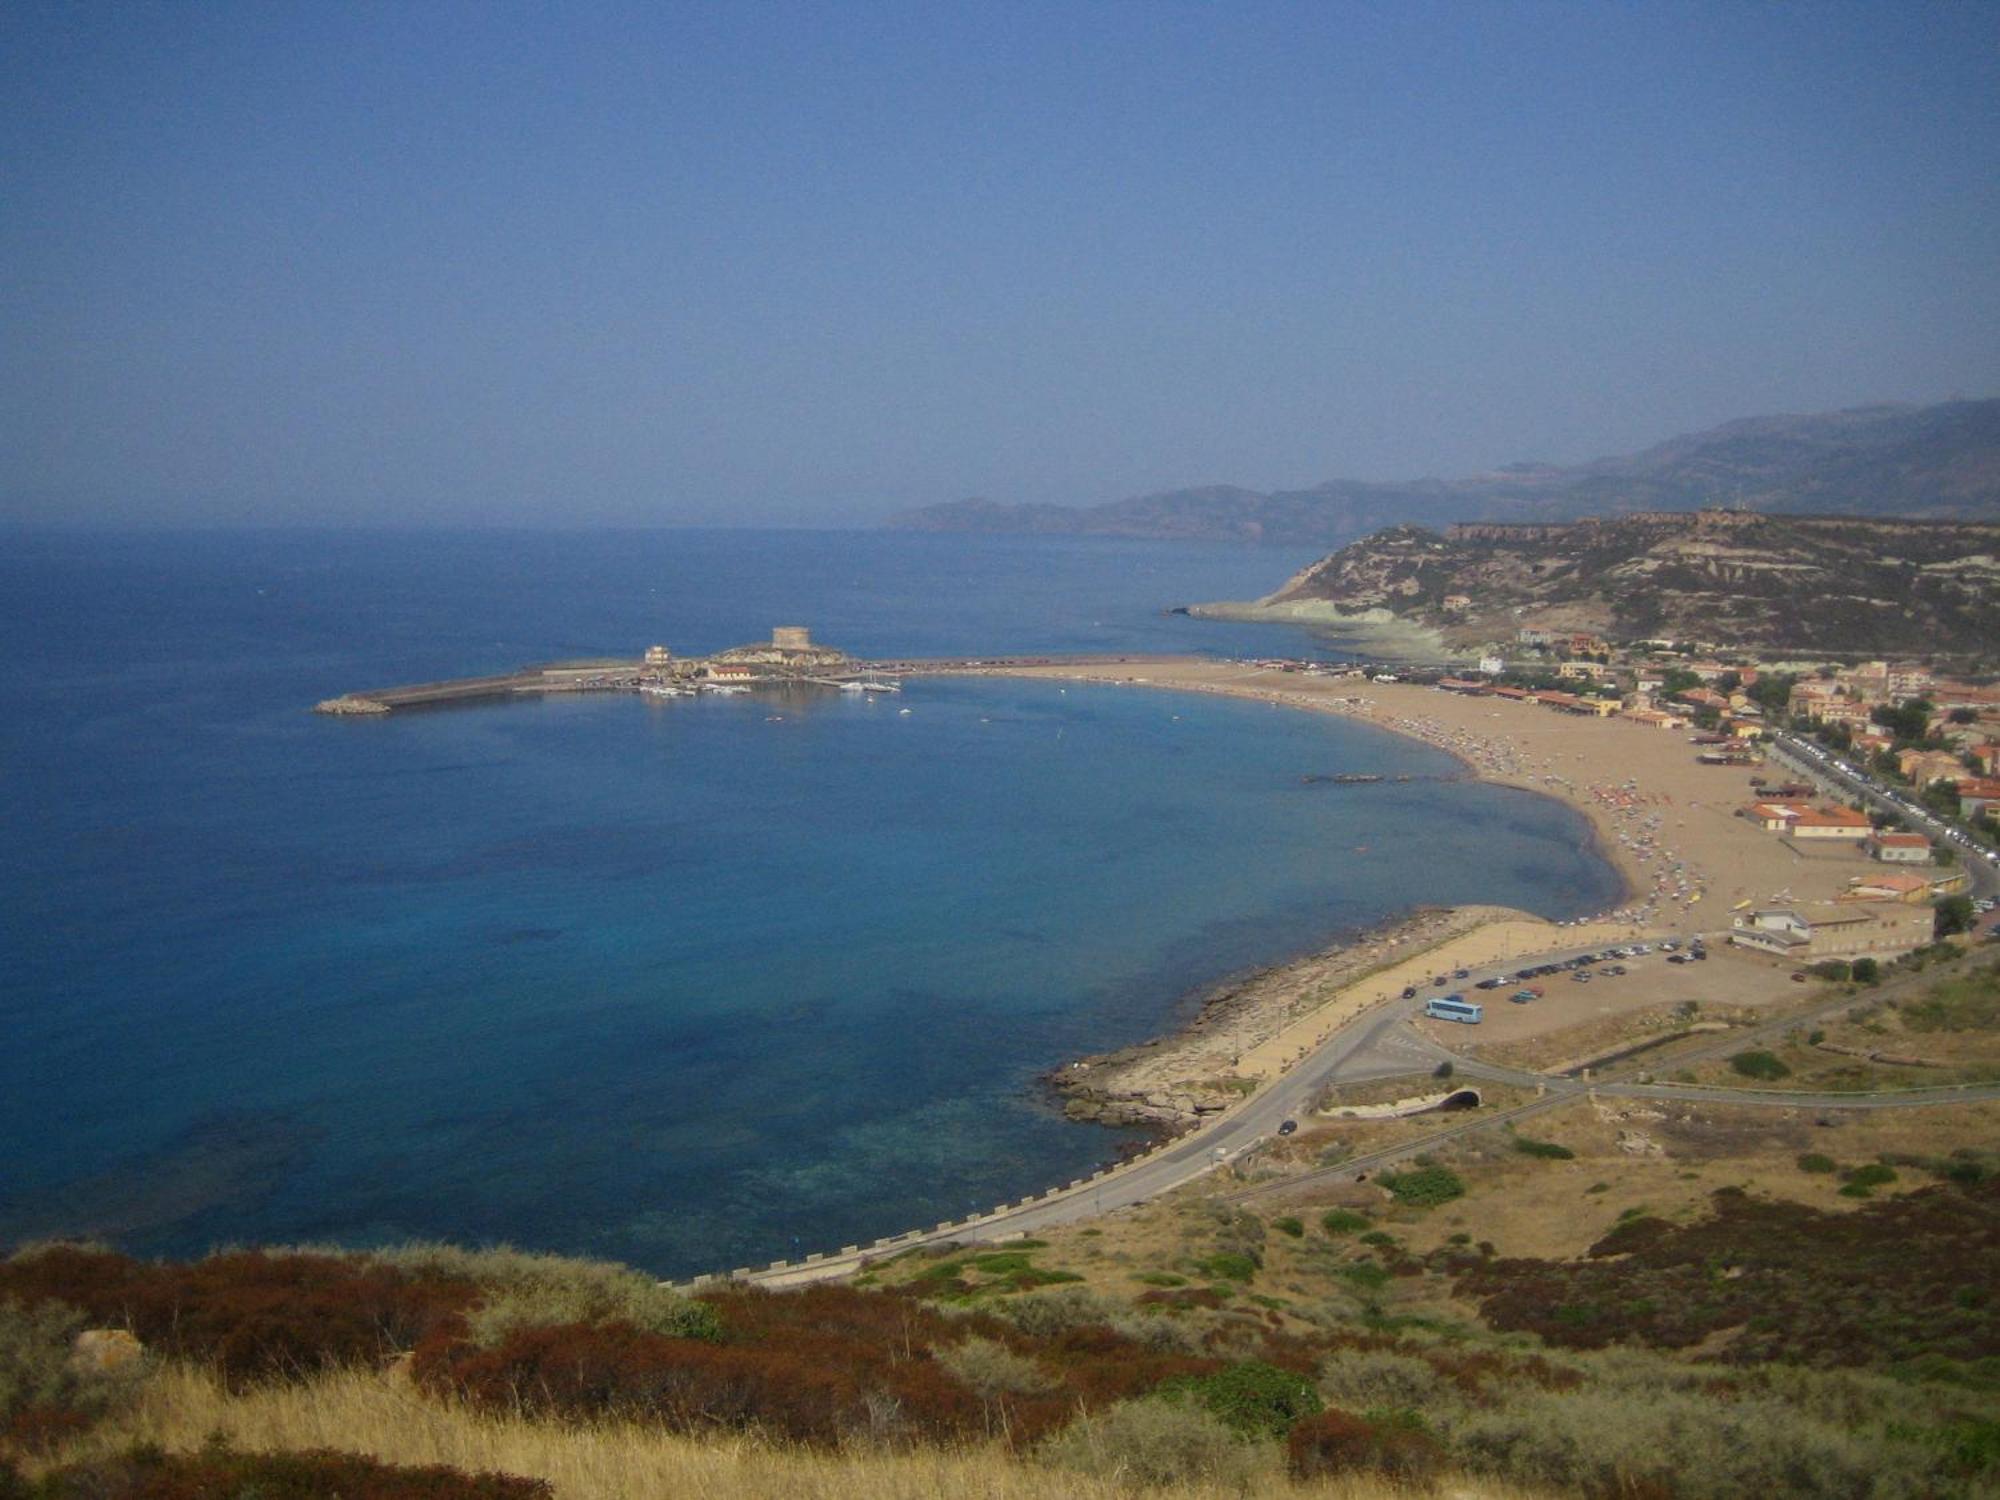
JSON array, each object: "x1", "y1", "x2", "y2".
[{"x1": 890, "y1": 399, "x2": 2000, "y2": 547}]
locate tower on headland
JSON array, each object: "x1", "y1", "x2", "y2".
[{"x1": 709, "y1": 625, "x2": 851, "y2": 671}]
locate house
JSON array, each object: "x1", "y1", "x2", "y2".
[
  {"x1": 1730, "y1": 903, "x2": 1934, "y2": 961},
  {"x1": 1478, "y1": 655, "x2": 1506, "y2": 677},
  {"x1": 1436, "y1": 678, "x2": 1489, "y2": 695},
  {"x1": 1867, "y1": 832, "x2": 1933, "y2": 864}
]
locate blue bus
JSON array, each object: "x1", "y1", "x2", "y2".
[{"x1": 1424, "y1": 995, "x2": 1483, "y2": 1024}]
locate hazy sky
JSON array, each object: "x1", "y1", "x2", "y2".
[{"x1": 5, "y1": 2, "x2": 1997, "y2": 528}]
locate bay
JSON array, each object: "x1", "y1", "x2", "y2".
[{"x1": 0, "y1": 529, "x2": 1621, "y2": 1274}]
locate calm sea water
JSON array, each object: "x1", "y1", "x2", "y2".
[{"x1": 0, "y1": 530, "x2": 1621, "y2": 1275}]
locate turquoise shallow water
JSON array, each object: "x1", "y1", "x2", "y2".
[{"x1": 0, "y1": 530, "x2": 1621, "y2": 1274}]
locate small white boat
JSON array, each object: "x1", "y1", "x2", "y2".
[{"x1": 704, "y1": 684, "x2": 750, "y2": 696}]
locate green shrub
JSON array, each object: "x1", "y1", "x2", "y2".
[
  {"x1": 1038, "y1": 1398, "x2": 1275, "y2": 1488},
  {"x1": 1272, "y1": 1216, "x2": 1304, "y2": 1238},
  {"x1": 1320, "y1": 1209, "x2": 1370, "y2": 1235},
  {"x1": 1160, "y1": 1359, "x2": 1324, "y2": 1438},
  {"x1": 936, "y1": 1335, "x2": 1055, "y2": 1398},
  {"x1": 1445, "y1": 1383, "x2": 1946, "y2": 1499},
  {"x1": 1797, "y1": 1153, "x2": 1838, "y2": 1174},
  {"x1": 1514, "y1": 1136, "x2": 1576, "y2": 1160},
  {"x1": 1195, "y1": 1252, "x2": 1258, "y2": 1284},
  {"x1": 1839, "y1": 1162, "x2": 1900, "y2": 1198},
  {"x1": 1381, "y1": 1166, "x2": 1466, "y2": 1208},
  {"x1": 369, "y1": 1243, "x2": 722, "y2": 1347},
  {"x1": 1133, "y1": 1272, "x2": 1186, "y2": 1287},
  {"x1": 1338, "y1": 1262, "x2": 1392, "y2": 1291},
  {"x1": 1728, "y1": 1049, "x2": 1791, "y2": 1081},
  {"x1": 1358, "y1": 1230, "x2": 1397, "y2": 1248},
  {"x1": 991, "y1": 1285, "x2": 1114, "y2": 1338}
]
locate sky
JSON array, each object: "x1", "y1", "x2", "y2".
[{"x1": 4, "y1": 2, "x2": 1997, "y2": 528}]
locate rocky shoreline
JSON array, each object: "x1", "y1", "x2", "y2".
[{"x1": 1044, "y1": 904, "x2": 1515, "y2": 1133}]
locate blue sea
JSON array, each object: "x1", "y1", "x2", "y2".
[{"x1": 0, "y1": 530, "x2": 1621, "y2": 1276}]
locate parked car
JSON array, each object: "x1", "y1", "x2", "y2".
[{"x1": 1278, "y1": 1119, "x2": 1298, "y2": 1136}]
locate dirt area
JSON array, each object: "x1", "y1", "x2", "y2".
[{"x1": 921, "y1": 1092, "x2": 2000, "y2": 1333}]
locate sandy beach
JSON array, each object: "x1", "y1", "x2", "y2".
[{"x1": 965, "y1": 658, "x2": 1888, "y2": 1129}]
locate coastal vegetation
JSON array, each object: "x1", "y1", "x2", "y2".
[{"x1": 9, "y1": 1134, "x2": 2000, "y2": 1500}]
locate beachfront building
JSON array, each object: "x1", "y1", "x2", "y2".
[
  {"x1": 1621, "y1": 706, "x2": 1690, "y2": 730},
  {"x1": 643, "y1": 644, "x2": 674, "y2": 667},
  {"x1": 1737, "y1": 802, "x2": 1872, "y2": 840},
  {"x1": 1841, "y1": 872, "x2": 1938, "y2": 905},
  {"x1": 1729, "y1": 903, "x2": 1934, "y2": 962},
  {"x1": 1741, "y1": 802, "x2": 1802, "y2": 832},
  {"x1": 1788, "y1": 806, "x2": 1874, "y2": 841},
  {"x1": 1868, "y1": 832, "x2": 1934, "y2": 863}
]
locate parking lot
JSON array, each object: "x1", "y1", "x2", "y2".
[{"x1": 1410, "y1": 940, "x2": 1813, "y2": 1049}]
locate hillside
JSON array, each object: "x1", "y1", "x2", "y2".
[
  {"x1": 891, "y1": 400, "x2": 2000, "y2": 547},
  {"x1": 1264, "y1": 510, "x2": 2000, "y2": 654}
]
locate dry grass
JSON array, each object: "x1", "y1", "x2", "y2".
[{"x1": 39, "y1": 1363, "x2": 1537, "y2": 1500}]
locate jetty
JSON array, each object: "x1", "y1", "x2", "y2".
[{"x1": 315, "y1": 629, "x2": 1194, "y2": 714}]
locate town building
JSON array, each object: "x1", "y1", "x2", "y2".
[
  {"x1": 1899, "y1": 749, "x2": 1968, "y2": 786},
  {"x1": 1956, "y1": 778, "x2": 2000, "y2": 820}
]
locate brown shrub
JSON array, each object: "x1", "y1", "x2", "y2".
[
  {"x1": 0, "y1": 1247, "x2": 476, "y2": 1387},
  {"x1": 1286, "y1": 1406, "x2": 1441, "y2": 1480},
  {"x1": 24, "y1": 1445, "x2": 550, "y2": 1498}
]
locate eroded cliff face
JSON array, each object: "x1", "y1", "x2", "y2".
[{"x1": 1273, "y1": 513, "x2": 2000, "y2": 653}]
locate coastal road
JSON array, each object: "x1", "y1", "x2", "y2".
[{"x1": 715, "y1": 930, "x2": 2000, "y2": 1290}]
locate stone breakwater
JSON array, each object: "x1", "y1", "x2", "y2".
[{"x1": 1046, "y1": 905, "x2": 1507, "y2": 1131}]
